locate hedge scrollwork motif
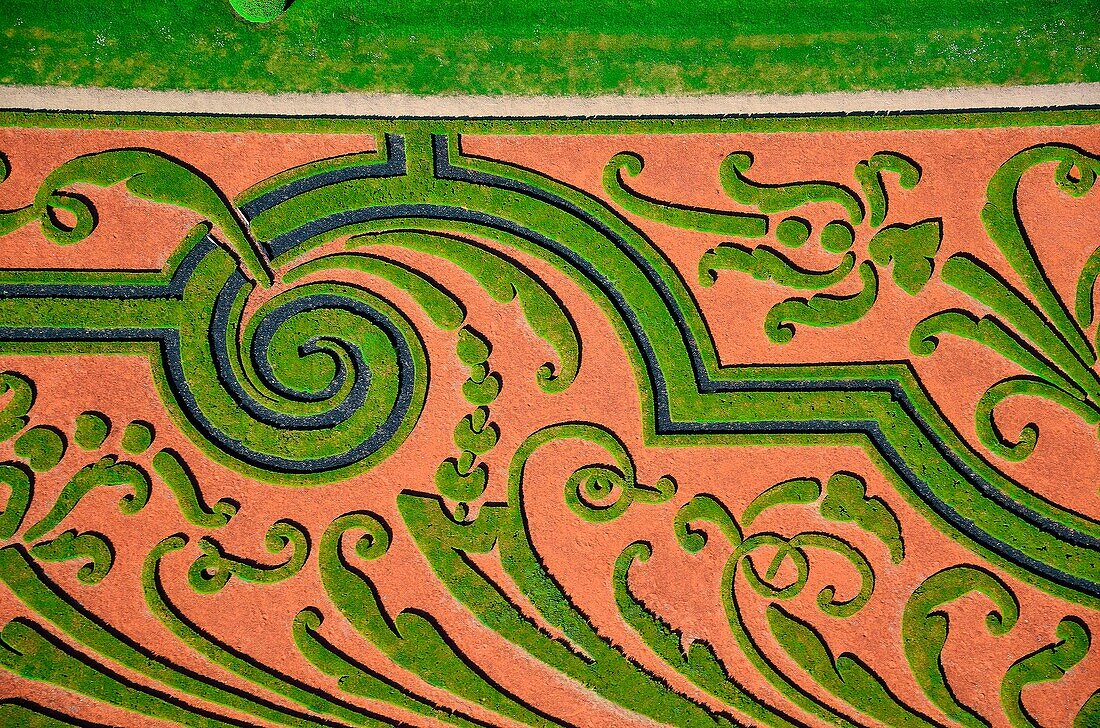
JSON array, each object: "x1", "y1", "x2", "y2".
[
  {"x1": 0, "y1": 131, "x2": 1097, "y2": 726},
  {"x1": 606, "y1": 147, "x2": 943, "y2": 343},
  {"x1": 911, "y1": 145, "x2": 1100, "y2": 462}
]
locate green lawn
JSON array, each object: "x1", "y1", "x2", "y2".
[{"x1": 1, "y1": 0, "x2": 1096, "y2": 95}]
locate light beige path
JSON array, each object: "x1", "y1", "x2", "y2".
[{"x1": 0, "y1": 81, "x2": 1096, "y2": 116}]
